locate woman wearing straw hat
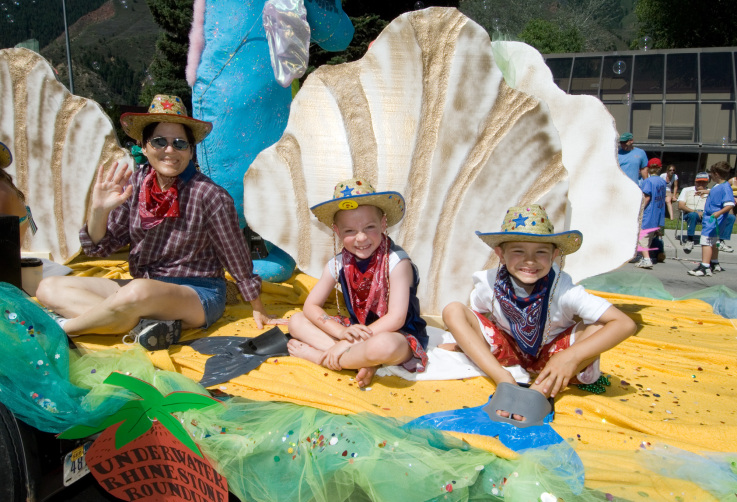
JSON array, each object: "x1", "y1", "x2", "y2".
[{"x1": 37, "y1": 95, "x2": 282, "y2": 350}]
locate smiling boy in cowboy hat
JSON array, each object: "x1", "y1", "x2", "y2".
[
  {"x1": 442, "y1": 205, "x2": 635, "y2": 422},
  {"x1": 287, "y1": 178, "x2": 428, "y2": 387}
]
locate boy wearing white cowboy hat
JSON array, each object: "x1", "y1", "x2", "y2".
[
  {"x1": 287, "y1": 178, "x2": 428, "y2": 388},
  {"x1": 37, "y1": 95, "x2": 284, "y2": 350},
  {"x1": 442, "y1": 205, "x2": 635, "y2": 422}
]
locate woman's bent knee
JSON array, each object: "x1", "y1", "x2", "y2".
[
  {"x1": 113, "y1": 279, "x2": 162, "y2": 307},
  {"x1": 36, "y1": 276, "x2": 65, "y2": 306}
]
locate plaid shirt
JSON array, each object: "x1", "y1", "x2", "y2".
[{"x1": 79, "y1": 165, "x2": 261, "y2": 301}]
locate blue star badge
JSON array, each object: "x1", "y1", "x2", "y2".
[
  {"x1": 341, "y1": 186, "x2": 354, "y2": 197},
  {"x1": 512, "y1": 214, "x2": 528, "y2": 227}
]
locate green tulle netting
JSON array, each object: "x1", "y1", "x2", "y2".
[
  {"x1": 0, "y1": 282, "x2": 128, "y2": 431},
  {"x1": 70, "y1": 347, "x2": 611, "y2": 501},
  {"x1": 4, "y1": 281, "x2": 736, "y2": 501}
]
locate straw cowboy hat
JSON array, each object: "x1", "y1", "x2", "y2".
[
  {"x1": 310, "y1": 178, "x2": 405, "y2": 228},
  {"x1": 120, "y1": 95, "x2": 213, "y2": 144},
  {"x1": 476, "y1": 204, "x2": 583, "y2": 255},
  {"x1": 0, "y1": 141, "x2": 12, "y2": 169}
]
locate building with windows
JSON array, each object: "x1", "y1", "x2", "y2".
[{"x1": 544, "y1": 47, "x2": 737, "y2": 186}]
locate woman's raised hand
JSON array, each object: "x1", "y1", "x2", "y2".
[{"x1": 91, "y1": 162, "x2": 133, "y2": 212}]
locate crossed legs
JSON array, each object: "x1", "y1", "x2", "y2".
[
  {"x1": 36, "y1": 276, "x2": 206, "y2": 335},
  {"x1": 442, "y1": 301, "x2": 603, "y2": 420},
  {"x1": 287, "y1": 312, "x2": 411, "y2": 387}
]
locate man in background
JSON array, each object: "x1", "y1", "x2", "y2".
[{"x1": 618, "y1": 132, "x2": 648, "y2": 185}]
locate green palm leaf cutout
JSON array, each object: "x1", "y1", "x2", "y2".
[
  {"x1": 59, "y1": 401, "x2": 145, "y2": 439},
  {"x1": 59, "y1": 372, "x2": 221, "y2": 458},
  {"x1": 155, "y1": 411, "x2": 202, "y2": 456}
]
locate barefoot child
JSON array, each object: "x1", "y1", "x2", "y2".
[
  {"x1": 442, "y1": 205, "x2": 636, "y2": 420},
  {"x1": 288, "y1": 178, "x2": 428, "y2": 387}
]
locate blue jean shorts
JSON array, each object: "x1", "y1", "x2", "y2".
[{"x1": 154, "y1": 276, "x2": 226, "y2": 328}]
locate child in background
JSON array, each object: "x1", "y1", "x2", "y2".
[
  {"x1": 442, "y1": 205, "x2": 636, "y2": 420},
  {"x1": 636, "y1": 158, "x2": 667, "y2": 269},
  {"x1": 287, "y1": 179, "x2": 428, "y2": 388},
  {"x1": 688, "y1": 161, "x2": 736, "y2": 277}
]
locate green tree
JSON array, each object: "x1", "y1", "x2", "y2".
[
  {"x1": 141, "y1": 0, "x2": 193, "y2": 108},
  {"x1": 635, "y1": 0, "x2": 737, "y2": 49},
  {"x1": 303, "y1": 14, "x2": 388, "y2": 79},
  {"x1": 519, "y1": 18, "x2": 584, "y2": 54},
  {"x1": 460, "y1": 0, "x2": 623, "y2": 51}
]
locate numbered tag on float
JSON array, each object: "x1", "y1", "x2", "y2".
[{"x1": 63, "y1": 441, "x2": 92, "y2": 486}]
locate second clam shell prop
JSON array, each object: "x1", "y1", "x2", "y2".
[
  {"x1": 0, "y1": 48, "x2": 132, "y2": 263},
  {"x1": 244, "y1": 8, "x2": 640, "y2": 314}
]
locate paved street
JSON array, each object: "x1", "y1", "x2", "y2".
[{"x1": 590, "y1": 227, "x2": 737, "y2": 298}]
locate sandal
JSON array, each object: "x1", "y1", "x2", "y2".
[{"x1": 123, "y1": 319, "x2": 181, "y2": 351}]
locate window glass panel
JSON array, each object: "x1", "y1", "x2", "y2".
[
  {"x1": 632, "y1": 54, "x2": 664, "y2": 100},
  {"x1": 663, "y1": 103, "x2": 696, "y2": 143},
  {"x1": 632, "y1": 102, "x2": 662, "y2": 142},
  {"x1": 704, "y1": 153, "x2": 735, "y2": 173},
  {"x1": 601, "y1": 55, "x2": 632, "y2": 99},
  {"x1": 570, "y1": 57, "x2": 601, "y2": 96},
  {"x1": 604, "y1": 103, "x2": 629, "y2": 134},
  {"x1": 701, "y1": 52, "x2": 734, "y2": 100},
  {"x1": 666, "y1": 53, "x2": 697, "y2": 100},
  {"x1": 701, "y1": 103, "x2": 736, "y2": 145},
  {"x1": 545, "y1": 58, "x2": 573, "y2": 92}
]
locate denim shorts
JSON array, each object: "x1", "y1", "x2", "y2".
[{"x1": 154, "y1": 276, "x2": 226, "y2": 328}]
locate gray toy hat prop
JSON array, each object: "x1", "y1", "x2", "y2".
[
  {"x1": 310, "y1": 178, "x2": 405, "y2": 228},
  {"x1": 483, "y1": 382, "x2": 554, "y2": 428},
  {"x1": 476, "y1": 204, "x2": 583, "y2": 255}
]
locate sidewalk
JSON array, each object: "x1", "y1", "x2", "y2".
[{"x1": 617, "y1": 227, "x2": 737, "y2": 298}]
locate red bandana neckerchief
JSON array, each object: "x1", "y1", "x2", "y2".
[
  {"x1": 341, "y1": 234, "x2": 390, "y2": 325},
  {"x1": 139, "y1": 167, "x2": 180, "y2": 230}
]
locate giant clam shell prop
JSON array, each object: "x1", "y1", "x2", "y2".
[
  {"x1": 490, "y1": 41, "x2": 643, "y2": 282},
  {"x1": 245, "y1": 8, "x2": 641, "y2": 314},
  {"x1": 0, "y1": 48, "x2": 131, "y2": 263}
]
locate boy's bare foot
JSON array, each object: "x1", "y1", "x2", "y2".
[
  {"x1": 287, "y1": 339, "x2": 324, "y2": 365},
  {"x1": 356, "y1": 366, "x2": 378, "y2": 388},
  {"x1": 495, "y1": 385, "x2": 548, "y2": 422},
  {"x1": 496, "y1": 409, "x2": 526, "y2": 422}
]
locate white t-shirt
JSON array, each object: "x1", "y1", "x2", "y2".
[
  {"x1": 677, "y1": 186, "x2": 707, "y2": 212},
  {"x1": 660, "y1": 172, "x2": 678, "y2": 192},
  {"x1": 469, "y1": 264, "x2": 611, "y2": 346}
]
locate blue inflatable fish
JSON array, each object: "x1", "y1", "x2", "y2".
[
  {"x1": 405, "y1": 394, "x2": 585, "y2": 494},
  {"x1": 190, "y1": 0, "x2": 353, "y2": 281}
]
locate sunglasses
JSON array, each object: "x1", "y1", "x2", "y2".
[{"x1": 148, "y1": 137, "x2": 190, "y2": 151}]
